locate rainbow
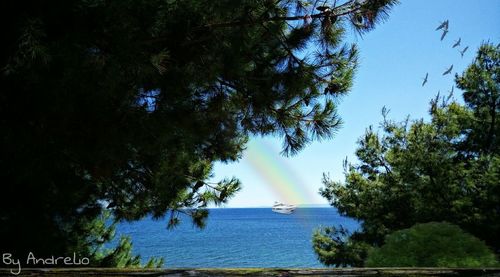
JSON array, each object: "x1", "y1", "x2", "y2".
[{"x1": 244, "y1": 139, "x2": 317, "y2": 206}]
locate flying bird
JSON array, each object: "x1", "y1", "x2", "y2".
[
  {"x1": 440, "y1": 29, "x2": 448, "y2": 41},
  {"x1": 443, "y1": 65, "x2": 453, "y2": 75},
  {"x1": 452, "y1": 38, "x2": 461, "y2": 48},
  {"x1": 435, "y1": 20, "x2": 449, "y2": 31},
  {"x1": 460, "y1": 46, "x2": 469, "y2": 57},
  {"x1": 422, "y1": 73, "x2": 428, "y2": 87}
]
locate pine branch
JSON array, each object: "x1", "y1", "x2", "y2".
[
  {"x1": 199, "y1": 1, "x2": 362, "y2": 30},
  {"x1": 143, "y1": 0, "x2": 375, "y2": 45}
]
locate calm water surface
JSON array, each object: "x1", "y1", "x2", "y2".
[{"x1": 114, "y1": 208, "x2": 359, "y2": 268}]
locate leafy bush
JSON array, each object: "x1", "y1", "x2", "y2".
[{"x1": 365, "y1": 222, "x2": 498, "y2": 267}]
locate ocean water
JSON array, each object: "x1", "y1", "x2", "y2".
[{"x1": 114, "y1": 208, "x2": 359, "y2": 268}]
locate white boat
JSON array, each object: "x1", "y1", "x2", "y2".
[{"x1": 272, "y1": 201, "x2": 296, "y2": 214}]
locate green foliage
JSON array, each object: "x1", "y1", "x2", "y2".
[
  {"x1": 0, "y1": 0, "x2": 397, "y2": 266},
  {"x1": 313, "y1": 226, "x2": 370, "y2": 267},
  {"x1": 87, "y1": 212, "x2": 164, "y2": 268},
  {"x1": 314, "y1": 43, "x2": 500, "y2": 266},
  {"x1": 94, "y1": 236, "x2": 162, "y2": 268},
  {"x1": 456, "y1": 42, "x2": 500, "y2": 154},
  {"x1": 365, "y1": 222, "x2": 499, "y2": 267}
]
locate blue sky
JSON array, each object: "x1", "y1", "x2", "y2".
[{"x1": 211, "y1": 0, "x2": 500, "y2": 208}]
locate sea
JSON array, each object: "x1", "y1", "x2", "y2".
[{"x1": 113, "y1": 208, "x2": 359, "y2": 268}]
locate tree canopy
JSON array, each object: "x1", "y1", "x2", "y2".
[
  {"x1": 0, "y1": 0, "x2": 397, "y2": 265},
  {"x1": 313, "y1": 42, "x2": 500, "y2": 267}
]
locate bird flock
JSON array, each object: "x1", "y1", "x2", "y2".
[{"x1": 422, "y1": 20, "x2": 469, "y2": 89}]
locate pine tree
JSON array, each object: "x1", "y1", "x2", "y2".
[
  {"x1": 313, "y1": 43, "x2": 500, "y2": 267},
  {"x1": 0, "y1": 0, "x2": 397, "y2": 265}
]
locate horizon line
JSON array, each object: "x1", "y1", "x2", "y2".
[{"x1": 210, "y1": 203, "x2": 331, "y2": 209}]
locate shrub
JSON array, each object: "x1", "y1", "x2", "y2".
[{"x1": 365, "y1": 222, "x2": 498, "y2": 267}]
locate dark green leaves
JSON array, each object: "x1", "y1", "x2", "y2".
[
  {"x1": 365, "y1": 222, "x2": 499, "y2": 267},
  {"x1": 313, "y1": 226, "x2": 369, "y2": 267},
  {"x1": 0, "y1": 0, "x2": 398, "y2": 265}
]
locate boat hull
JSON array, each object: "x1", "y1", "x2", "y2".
[
  {"x1": 272, "y1": 201, "x2": 296, "y2": 214},
  {"x1": 272, "y1": 208, "x2": 295, "y2": 214}
]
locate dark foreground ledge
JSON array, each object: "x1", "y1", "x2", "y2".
[{"x1": 1, "y1": 268, "x2": 500, "y2": 277}]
